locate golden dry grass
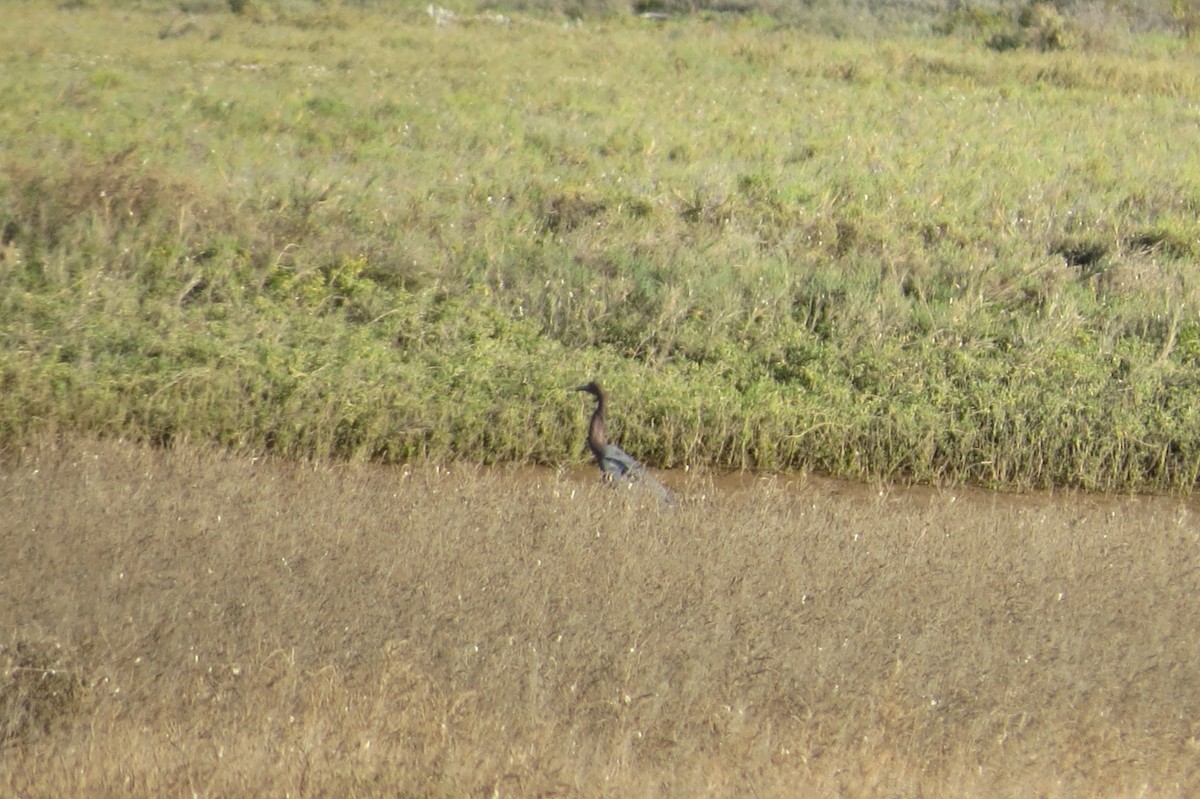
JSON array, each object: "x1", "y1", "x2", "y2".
[{"x1": 2, "y1": 437, "x2": 1199, "y2": 797}]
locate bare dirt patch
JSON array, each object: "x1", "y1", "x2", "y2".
[{"x1": 2, "y1": 437, "x2": 1198, "y2": 797}]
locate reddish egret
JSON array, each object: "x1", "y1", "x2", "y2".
[{"x1": 574, "y1": 381, "x2": 675, "y2": 503}]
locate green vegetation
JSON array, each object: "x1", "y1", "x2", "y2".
[{"x1": 4, "y1": 1, "x2": 1200, "y2": 489}]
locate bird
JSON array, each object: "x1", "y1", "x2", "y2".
[{"x1": 574, "y1": 380, "x2": 675, "y2": 503}]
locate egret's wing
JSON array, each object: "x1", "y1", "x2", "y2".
[
  {"x1": 600, "y1": 444, "x2": 676, "y2": 505},
  {"x1": 599, "y1": 444, "x2": 645, "y2": 480}
]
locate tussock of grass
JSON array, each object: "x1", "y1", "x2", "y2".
[
  {"x1": 0, "y1": 639, "x2": 84, "y2": 747},
  {"x1": 2, "y1": 437, "x2": 1199, "y2": 796},
  {"x1": 4, "y1": 2, "x2": 1200, "y2": 489}
]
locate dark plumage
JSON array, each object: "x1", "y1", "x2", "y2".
[{"x1": 574, "y1": 380, "x2": 674, "y2": 503}]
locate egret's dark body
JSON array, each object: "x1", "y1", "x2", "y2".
[{"x1": 574, "y1": 381, "x2": 675, "y2": 503}]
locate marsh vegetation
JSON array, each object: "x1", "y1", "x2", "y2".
[
  {"x1": 4, "y1": 438, "x2": 1199, "y2": 797},
  {"x1": 4, "y1": 1, "x2": 1200, "y2": 489},
  {"x1": 5, "y1": 4, "x2": 1200, "y2": 794}
]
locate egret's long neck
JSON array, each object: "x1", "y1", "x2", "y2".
[{"x1": 587, "y1": 394, "x2": 608, "y2": 458}]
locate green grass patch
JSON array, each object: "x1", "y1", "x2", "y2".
[{"x1": 4, "y1": 1, "x2": 1200, "y2": 490}]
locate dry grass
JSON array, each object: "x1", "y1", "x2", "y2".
[{"x1": 2, "y1": 436, "x2": 1199, "y2": 797}]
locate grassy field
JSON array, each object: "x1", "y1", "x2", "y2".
[
  {"x1": 6, "y1": 6, "x2": 1200, "y2": 795},
  {"x1": 3, "y1": 1, "x2": 1200, "y2": 489},
  {"x1": 2, "y1": 436, "x2": 1199, "y2": 797}
]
